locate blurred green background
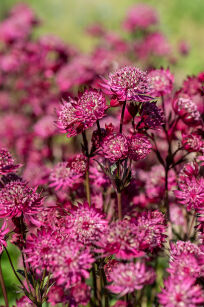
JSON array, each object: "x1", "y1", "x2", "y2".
[{"x1": 0, "y1": 0, "x2": 203, "y2": 305}]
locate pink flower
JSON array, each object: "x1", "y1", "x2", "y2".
[
  {"x1": 104, "y1": 259, "x2": 120, "y2": 282},
  {"x1": 173, "y1": 94, "x2": 201, "y2": 126},
  {"x1": 107, "y1": 262, "x2": 155, "y2": 296},
  {"x1": 52, "y1": 239, "x2": 94, "y2": 289},
  {"x1": 0, "y1": 148, "x2": 21, "y2": 175},
  {"x1": 49, "y1": 155, "x2": 87, "y2": 190},
  {"x1": 70, "y1": 283, "x2": 91, "y2": 306},
  {"x1": 168, "y1": 254, "x2": 201, "y2": 279},
  {"x1": 128, "y1": 133, "x2": 152, "y2": 161},
  {"x1": 148, "y1": 68, "x2": 174, "y2": 97},
  {"x1": 182, "y1": 133, "x2": 204, "y2": 153},
  {"x1": 158, "y1": 276, "x2": 204, "y2": 307},
  {"x1": 16, "y1": 296, "x2": 33, "y2": 307},
  {"x1": 0, "y1": 221, "x2": 9, "y2": 253},
  {"x1": 34, "y1": 115, "x2": 57, "y2": 138},
  {"x1": 96, "y1": 220, "x2": 144, "y2": 259},
  {"x1": 101, "y1": 133, "x2": 129, "y2": 163},
  {"x1": 134, "y1": 210, "x2": 167, "y2": 252},
  {"x1": 64, "y1": 202, "x2": 108, "y2": 245},
  {"x1": 99, "y1": 66, "x2": 153, "y2": 102},
  {"x1": 139, "y1": 101, "x2": 164, "y2": 129},
  {"x1": 174, "y1": 176, "x2": 204, "y2": 211},
  {"x1": 170, "y1": 241, "x2": 202, "y2": 260},
  {"x1": 57, "y1": 89, "x2": 107, "y2": 137},
  {"x1": 123, "y1": 4, "x2": 158, "y2": 32},
  {"x1": 0, "y1": 179, "x2": 43, "y2": 222}
]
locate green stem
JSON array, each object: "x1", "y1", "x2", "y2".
[{"x1": 0, "y1": 255, "x2": 9, "y2": 307}]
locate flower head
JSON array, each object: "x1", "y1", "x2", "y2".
[
  {"x1": 96, "y1": 220, "x2": 144, "y2": 259},
  {"x1": 128, "y1": 133, "x2": 152, "y2": 161},
  {"x1": 140, "y1": 101, "x2": 164, "y2": 129},
  {"x1": 168, "y1": 254, "x2": 201, "y2": 279},
  {"x1": 49, "y1": 155, "x2": 87, "y2": 190},
  {"x1": 182, "y1": 133, "x2": 204, "y2": 153},
  {"x1": 100, "y1": 66, "x2": 153, "y2": 102},
  {"x1": 101, "y1": 133, "x2": 129, "y2": 163},
  {"x1": 174, "y1": 176, "x2": 204, "y2": 211},
  {"x1": 57, "y1": 89, "x2": 107, "y2": 137},
  {"x1": 64, "y1": 202, "x2": 108, "y2": 245},
  {"x1": 158, "y1": 276, "x2": 204, "y2": 307},
  {"x1": 0, "y1": 179, "x2": 43, "y2": 221},
  {"x1": 170, "y1": 241, "x2": 202, "y2": 260},
  {"x1": 148, "y1": 68, "x2": 174, "y2": 97},
  {"x1": 0, "y1": 148, "x2": 20, "y2": 175},
  {"x1": 107, "y1": 262, "x2": 155, "y2": 296}
]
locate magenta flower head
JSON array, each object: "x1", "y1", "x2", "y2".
[
  {"x1": 168, "y1": 254, "x2": 201, "y2": 279},
  {"x1": 123, "y1": 4, "x2": 158, "y2": 32},
  {"x1": 182, "y1": 133, "x2": 204, "y2": 153},
  {"x1": 0, "y1": 148, "x2": 21, "y2": 175},
  {"x1": 99, "y1": 66, "x2": 153, "y2": 102},
  {"x1": 52, "y1": 239, "x2": 94, "y2": 289},
  {"x1": 16, "y1": 296, "x2": 33, "y2": 307},
  {"x1": 64, "y1": 202, "x2": 108, "y2": 245},
  {"x1": 128, "y1": 133, "x2": 152, "y2": 161},
  {"x1": 173, "y1": 94, "x2": 201, "y2": 126},
  {"x1": 101, "y1": 133, "x2": 129, "y2": 163},
  {"x1": 170, "y1": 241, "x2": 202, "y2": 260},
  {"x1": 158, "y1": 276, "x2": 204, "y2": 307},
  {"x1": 148, "y1": 68, "x2": 174, "y2": 97},
  {"x1": 174, "y1": 176, "x2": 204, "y2": 211},
  {"x1": 134, "y1": 210, "x2": 167, "y2": 252},
  {"x1": 0, "y1": 221, "x2": 9, "y2": 253},
  {"x1": 107, "y1": 262, "x2": 155, "y2": 296},
  {"x1": 0, "y1": 178, "x2": 43, "y2": 222},
  {"x1": 49, "y1": 154, "x2": 87, "y2": 190},
  {"x1": 139, "y1": 101, "x2": 164, "y2": 129},
  {"x1": 96, "y1": 220, "x2": 144, "y2": 259},
  {"x1": 56, "y1": 89, "x2": 107, "y2": 137}
]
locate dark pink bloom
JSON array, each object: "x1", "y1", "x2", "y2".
[
  {"x1": 173, "y1": 94, "x2": 201, "y2": 126},
  {"x1": 158, "y1": 276, "x2": 204, "y2": 307},
  {"x1": 64, "y1": 202, "x2": 108, "y2": 245},
  {"x1": 49, "y1": 155, "x2": 87, "y2": 190},
  {"x1": 134, "y1": 210, "x2": 167, "y2": 252},
  {"x1": 99, "y1": 66, "x2": 153, "y2": 102},
  {"x1": 174, "y1": 176, "x2": 204, "y2": 211},
  {"x1": 96, "y1": 220, "x2": 144, "y2": 259},
  {"x1": 57, "y1": 89, "x2": 107, "y2": 137},
  {"x1": 168, "y1": 254, "x2": 201, "y2": 279},
  {"x1": 70, "y1": 283, "x2": 91, "y2": 306},
  {"x1": 104, "y1": 259, "x2": 120, "y2": 282},
  {"x1": 123, "y1": 4, "x2": 158, "y2": 32},
  {"x1": 16, "y1": 296, "x2": 33, "y2": 307},
  {"x1": 34, "y1": 115, "x2": 57, "y2": 138},
  {"x1": 0, "y1": 221, "x2": 9, "y2": 253},
  {"x1": 0, "y1": 179, "x2": 43, "y2": 222},
  {"x1": 128, "y1": 133, "x2": 152, "y2": 161},
  {"x1": 101, "y1": 133, "x2": 129, "y2": 163},
  {"x1": 182, "y1": 133, "x2": 204, "y2": 153},
  {"x1": 107, "y1": 262, "x2": 155, "y2": 296},
  {"x1": 148, "y1": 68, "x2": 174, "y2": 97},
  {"x1": 170, "y1": 241, "x2": 202, "y2": 260},
  {"x1": 139, "y1": 101, "x2": 164, "y2": 129},
  {"x1": 0, "y1": 148, "x2": 20, "y2": 175}
]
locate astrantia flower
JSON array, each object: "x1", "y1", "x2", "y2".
[
  {"x1": 128, "y1": 133, "x2": 152, "y2": 161},
  {"x1": 16, "y1": 296, "x2": 33, "y2": 307},
  {"x1": 173, "y1": 95, "x2": 201, "y2": 126},
  {"x1": 0, "y1": 179, "x2": 43, "y2": 220},
  {"x1": 101, "y1": 133, "x2": 129, "y2": 163},
  {"x1": 174, "y1": 176, "x2": 204, "y2": 211},
  {"x1": 24, "y1": 228, "x2": 60, "y2": 270},
  {"x1": 158, "y1": 276, "x2": 204, "y2": 307},
  {"x1": 123, "y1": 4, "x2": 158, "y2": 32},
  {"x1": 34, "y1": 115, "x2": 57, "y2": 138},
  {"x1": 52, "y1": 239, "x2": 94, "y2": 289},
  {"x1": 64, "y1": 202, "x2": 108, "y2": 245},
  {"x1": 0, "y1": 221, "x2": 9, "y2": 253},
  {"x1": 140, "y1": 101, "x2": 164, "y2": 129},
  {"x1": 70, "y1": 283, "x2": 91, "y2": 306},
  {"x1": 96, "y1": 220, "x2": 144, "y2": 259},
  {"x1": 0, "y1": 148, "x2": 20, "y2": 175},
  {"x1": 100, "y1": 66, "x2": 153, "y2": 102},
  {"x1": 107, "y1": 262, "x2": 155, "y2": 296},
  {"x1": 178, "y1": 162, "x2": 199, "y2": 186},
  {"x1": 56, "y1": 89, "x2": 107, "y2": 137},
  {"x1": 170, "y1": 241, "x2": 202, "y2": 260},
  {"x1": 49, "y1": 155, "x2": 87, "y2": 190},
  {"x1": 104, "y1": 259, "x2": 119, "y2": 282},
  {"x1": 134, "y1": 210, "x2": 167, "y2": 252},
  {"x1": 168, "y1": 254, "x2": 201, "y2": 279},
  {"x1": 148, "y1": 68, "x2": 174, "y2": 97},
  {"x1": 182, "y1": 133, "x2": 204, "y2": 153}
]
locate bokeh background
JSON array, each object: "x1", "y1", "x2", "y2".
[{"x1": 0, "y1": 0, "x2": 203, "y2": 305}]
